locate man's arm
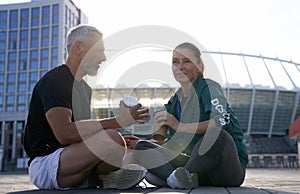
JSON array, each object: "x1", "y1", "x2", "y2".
[
  {"x1": 46, "y1": 102, "x2": 149, "y2": 145},
  {"x1": 46, "y1": 107, "x2": 113, "y2": 145}
]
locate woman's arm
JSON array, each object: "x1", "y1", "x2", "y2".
[
  {"x1": 154, "y1": 110, "x2": 216, "y2": 135},
  {"x1": 177, "y1": 119, "x2": 216, "y2": 134}
]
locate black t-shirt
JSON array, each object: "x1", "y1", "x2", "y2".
[{"x1": 23, "y1": 65, "x2": 91, "y2": 165}]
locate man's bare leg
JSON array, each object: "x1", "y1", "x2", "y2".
[{"x1": 57, "y1": 129, "x2": 125, "y2": 188}]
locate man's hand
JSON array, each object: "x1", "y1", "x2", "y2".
[{"x1": 116, "y1": 101, "x2": 149, "y2": 128}]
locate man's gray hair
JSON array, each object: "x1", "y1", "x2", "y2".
[{"x1": 66, "y1": 24, "x2": 102, "y2": 53}]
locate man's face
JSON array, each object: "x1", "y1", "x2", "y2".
[{"x1": 81, "y1": 34, "x2": 106, "y2": 76}]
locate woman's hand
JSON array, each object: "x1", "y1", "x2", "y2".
[
  {"x1": 123, "y1": 135, "x2": 141, "y2": 149},
  {"x1": 154, "y1": 111, "x2": 180, "y2": 131},
  {"x1": 116, "y1": 101, "x2": 149, "y2": 128}
]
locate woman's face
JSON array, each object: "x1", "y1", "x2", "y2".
[{"x1": 172, "y1": 48, "x2": 200, "y2": 84}]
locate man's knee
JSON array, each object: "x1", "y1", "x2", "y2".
[{"x1": 104, "y1": 129, "x2": 126, "y2": 147}]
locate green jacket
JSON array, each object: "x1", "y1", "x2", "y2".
[{"x1": 165, "y1": 76, "x2": 248, "y2": 167}]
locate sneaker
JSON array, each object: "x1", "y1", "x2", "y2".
[
  {"x1": 167, "y1": 167, "x2": 198, "y2": 189},
  {"x1": 145, "y1": 171, "x2": 166, "y2": 187},
  {"x1": 98, "y1": 164, "x2": 147, "y2": 189}
]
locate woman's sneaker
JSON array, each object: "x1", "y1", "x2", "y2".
[
  {"x1": 145, "y1": 171, "x2": 166, "y2": 187},
  {"x1": 167, "y1": 167, "x2": 198, "y2": 189},
  {"x1": 98, "y1": 164, "x2": 147, "y2": 189}
]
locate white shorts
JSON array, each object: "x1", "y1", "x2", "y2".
[
  {"x1": 29, "y1": 148, "x2": 68, "y2": 190},
  {"x1": 29, "y1": 148, "x2": 90, "y2": 190},
  {"x1": 28, "y1": 148, "x2": 68, "y2": 190}
]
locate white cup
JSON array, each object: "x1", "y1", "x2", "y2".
[{"x1": 123, "y1": 96, "x2": 138, "y2": 107}]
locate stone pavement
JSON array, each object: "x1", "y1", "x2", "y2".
[{"x1": 0, "y1": 169, "x2": 299, "y2": 194}]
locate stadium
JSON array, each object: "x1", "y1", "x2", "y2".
[{"x1": 91, "y1": 51, "x2": 300, "y2": 168}]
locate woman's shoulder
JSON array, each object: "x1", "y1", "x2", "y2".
[
  {"x1": 202, "y1": 78, "x2": 222, "y2": 87},
  {"x1": 196, "y1": 77, "x2": 223, "y2": 91}
]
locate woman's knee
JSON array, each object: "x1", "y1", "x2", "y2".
[
  {"x1": 134, "y1": 140, "x2": 157, "y2": 150},
  {"x1": 192, "y1": 127, "x2": 231, "y2": 157}
]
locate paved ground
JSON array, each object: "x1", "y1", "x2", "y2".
[{"x1": 0, "y1": 168, "x2": 299, "y2": 194}]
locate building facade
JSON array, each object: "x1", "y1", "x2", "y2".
[{"x1": 0, "y1": 0, "x2": 87, "y2": 171}]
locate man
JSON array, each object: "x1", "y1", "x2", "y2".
[{"x1": 23, "y1": 24, "x2": 149, "y2": 190}]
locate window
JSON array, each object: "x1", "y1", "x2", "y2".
[
  {"x1": 9, "y1": 10, "x2": 18, "y2": 29},
  {"x1": 68, "y1": 8, "x2": 72, "y2": 28},
  {"x1": 8, "y1": 52, "x2": 16, "y2": 71},
  {"x1": 29, "y1": 71, "x2": 39, "y2": 91},
  {"x1": 6, "y1": 95, "x2": 14, "y2": 104},
  {"x1": 42, "y1": 6, "x2": 50, "y2": 25},
  {"x1": 18, "y1": 83, "x2": 26, "y2": 92},
  {"x1": 16, "y1": 121, "x2": 25, "y2": 157},
  {"x1": 41, "y1": 49, "x2": 49, "y2": 68},
  {"x1": 0, "y1": 85, "x2": 3, "y2": 95},
  {"x1": 29, "y1": 75, "x2": 37, "y2": 91},
  {"x1": 30, "y1": 29, "x2": 39, "y2": 48},
  {"x1": 7, "y1": 83, "x2": 15, "y2": 93},
  {"x1": 18, "y1": 73, "x2": 27, "y2": 82},
  {"x1": 31, "y1": 7, "x2": 40, "y2": 27},
  {"x1": 7, "y1": 73, "x2": 16, "y2": 82},
  {"x1": 0, "y1": 32, "x2": 6, "y2": 50},
  {"x1": 19, "y1": 30, "x2": 28, "y2": 49},
  {"x1": 0, "y1": 11, "x2": 7, "y2": 30},
  {"x1": 65, "y1": 6, "x2": 68, "y2": 25},
  {"x1": 0, "y1": 74, "x2": 4, "y2": 95},
  {"x1": 5, "y1": 96, "x2": 15, "y2": 112},
  {"x1": 29, "y1": 72, "x2": 38, "y2": 82},
  {"x1": 41, "y1": 27, "x2": 49, "y2": 47},
  {"x1": 0, "y1": 53, "x2": 5, "y2": 71},
  {"x1": 52, "y1": 26, "x2": 58, "y2": 46},
  {"x1": 17, "y1": 95, "x2": 26, "y2": 104},
  {"x1": 51, "y1": 47, "x2": 58, "y2": 67},
  {"x1": 19, "y1": 51, "x2": 28, "y2": 70},
  {"x1": 29, "y1": 82, "x2": 35, "y2": 92},
  {"x1": 9, "y1": 31, "x2": 17, "y2": 50},
  {"x1": 30, "y1": 50, "x2": 38, "y2": 70},
  {"x1": 0, "y1": 74, "x2": 4, "y2": 83},
  {"x1": 20, "y1": 9, "x2": 29, "y2": 28},
  {"x1": 52, "y1": 4, "x2": 59, "y2": 24},
  {"x1": 0, "y1": 97, "x2": 3, "y2": 112}
]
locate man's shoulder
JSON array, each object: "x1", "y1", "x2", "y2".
[
  {"x1": 35, "y1": 65, "x2": 72, "y2": 92},
  {"x1": 40, "y1": 65, "x2": 71, "y2": 83},
  {"x1": 45, "y1": 65, "x2": 69, "y2": 77}
]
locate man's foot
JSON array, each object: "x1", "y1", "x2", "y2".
[
  {"x1": 98, "y1": 164, "x2": 147, "y2": 189},
  {"x1": 166, "y1": 167, "x2": 198, "y2": 189}
]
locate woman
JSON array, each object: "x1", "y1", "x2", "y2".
[{"x1": 132, "y1": 42, "x2": 248, "y2": 189}]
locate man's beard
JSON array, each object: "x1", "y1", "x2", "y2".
[{"x1": 82, "y1": 62, "x2": 98, "y2": 76}]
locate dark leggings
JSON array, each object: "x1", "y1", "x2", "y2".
[{"x1": 133, "y1": 128, "x2": 245, "y2": 187}]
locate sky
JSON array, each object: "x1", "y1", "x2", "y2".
[
  {"x1": 2, "y1": 0, "x2": 300, "y2": 88},
  {"x1": 72, "y1": 0, "x2": 300, "y2": 89},
  {"x1": 71, "y1": 0, "x2": 300, "y2": 61}
]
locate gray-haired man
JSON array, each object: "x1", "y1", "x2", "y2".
[{"x1": 24, "y1": 24, "x2": 149, "y2": 190}]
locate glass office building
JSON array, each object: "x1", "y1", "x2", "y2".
[{"x1": 0, "y1": 0, "x2": 87, "y2": 171}]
